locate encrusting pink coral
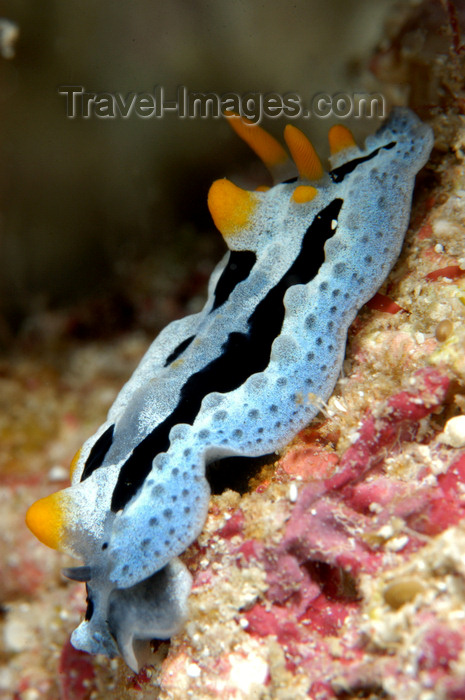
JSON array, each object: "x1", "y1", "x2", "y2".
[{"x1": 159, "y1": 365, "x2": 465, "y2": 699}]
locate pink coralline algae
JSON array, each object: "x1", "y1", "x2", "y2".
[
  {"x1": 175, "y1": 366, "x2": 465, "y2": 699},
  {"x1": 58, "y1": 641, "x2": 96, "y2": 700}
]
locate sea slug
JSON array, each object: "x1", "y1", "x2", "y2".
[{"x1": 26, "y1": 108, "x2": 433, "y2": 671}]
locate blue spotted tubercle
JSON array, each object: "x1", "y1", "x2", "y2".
[{"x1": 26, "y1": 108, "x2": 433, "y2": 671}]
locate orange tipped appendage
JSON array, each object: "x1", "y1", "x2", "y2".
[
  {"x1": 292, "y1": 185, "x2": 318, "y2": 204},
  {"x1": 328, "y1": 124, "x2": 357, "y2": 154},
  {"x1": 69, "y1": 447, "x2": 82, "y2": 479},
  {"x1": 284, "y1": 124, "x2": 324, "y2": 181},
  {"x1": 225, "y1": 114, "x2": 289, "y2": 175},
  {"x1": 26, "y1": 490, "x2": 69, "y2": 550},
  {"x1": 208, "y1": 178, "x2": 259, "y2": 240}
]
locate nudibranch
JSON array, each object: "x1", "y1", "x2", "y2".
[{"x1": 26, "y1": 108, "x2": 433, "y2": 671}]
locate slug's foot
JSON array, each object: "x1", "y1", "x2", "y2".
[{"x1": 71, "y1": 557, "x2": 192, "y2": 672}]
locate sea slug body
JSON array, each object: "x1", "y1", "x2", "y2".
[{"x1": 26, "y1": 108, "x2": 433, "y2": 671}]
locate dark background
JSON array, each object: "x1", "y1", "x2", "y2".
[{"x1": 0, "y1": 0, "x2": 435, "y2": 333}]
